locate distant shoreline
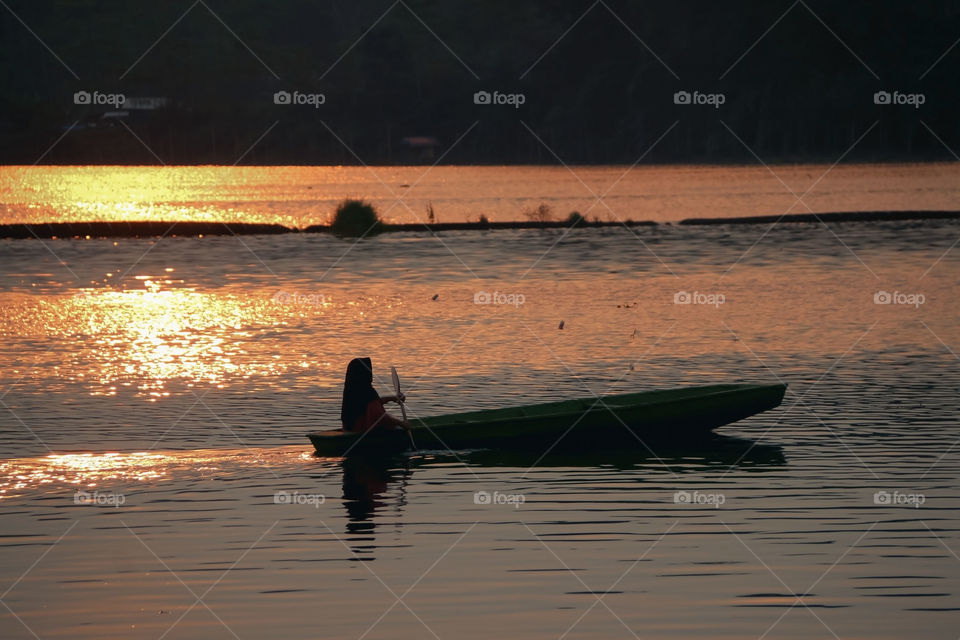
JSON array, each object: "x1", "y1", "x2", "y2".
[{"x1": 2, "y1": 210, "x2": 958, "y2": 240}]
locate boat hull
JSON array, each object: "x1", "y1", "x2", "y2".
[{"x1": 307, "y1": 383, "x2": 787, "y2": 456}]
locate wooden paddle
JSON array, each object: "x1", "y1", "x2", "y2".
[{"x1": 391, "y1": 366, "x2": 416, "y2": 451}]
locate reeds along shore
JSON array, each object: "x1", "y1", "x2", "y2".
[{"x1": 1, "y1": 211, "x2": 958, "y2": 240}]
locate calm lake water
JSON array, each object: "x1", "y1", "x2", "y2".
[
  {"x1": 1, "y1": 165, "x2": 959, "y2": 639},
  {"x1": 2, "y1": 162, "x2": 959, "y2": 226}
]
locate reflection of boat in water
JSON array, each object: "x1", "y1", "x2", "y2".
[
  {"x1": 332, "y1": 433, "x2": 786, "y2": 472},
  {"x1": 333, "y1": 433, "x2": 786, "y2": 476},
  {"x1": 341, "y1": 455, "x2": 408, "y2": 533},
  {"x1": 457, "y1": 434, "x2": 786, "y2": 470},
  {"x1": 335, "y1": 433, "x2": 785, "y2": 520}
]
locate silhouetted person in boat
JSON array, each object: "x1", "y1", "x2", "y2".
[{"x1": 340, "y1": 357, "x2": 408, "y2": 433}]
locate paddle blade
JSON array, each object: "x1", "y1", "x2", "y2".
[
  {"x1": 390, "y1": 366, "x2": 401, "y2": 396},
  {"x1": 390, "y1": 365, "x2": 409, "y2": 427}
]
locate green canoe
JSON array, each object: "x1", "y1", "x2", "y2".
[{"x1": 307, "y1": 383, "x2": 787, "y2": 456}]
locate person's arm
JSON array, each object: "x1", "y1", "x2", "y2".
[
  {"x1": 379, "y1": 411, "x2": 408, "y2": 430},
  {"x1": 379, "y1": 393, "x2": 406, "y2": 404},
  {"x1": 364, "y1": 398, "x2": 408, "y2": 431}
]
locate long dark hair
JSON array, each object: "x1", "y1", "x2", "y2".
[{"x1": 341, "y1": 357, "x2": 380, "y2": 430}]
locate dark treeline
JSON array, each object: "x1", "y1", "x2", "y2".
[{"x1": 1, "y1": 0, "x2": 957, "y2": 165}]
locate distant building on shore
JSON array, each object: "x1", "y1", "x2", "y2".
[
  {"x1": 68, "y1": 96, "x2": 170, "y2": 131},
  {"x1": 400, "y1": 136, "x2": 439, "y2": 162}
]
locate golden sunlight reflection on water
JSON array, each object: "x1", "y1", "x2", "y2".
[
  {"x1": 0, "y1": 447, "x2": 319, "y2": 499},
  {"x1": 1, "y1": 250, "x2": 956, "y2": 408},
  {"x1": 1, "y1": 266, "x2": 430, "y2": 404},
  {"x1": 71, "y1": 287, "x2": 280, "y2": 397},
  {"x1": 6, "y1": 282, "x2": 322, "y2": 398},
  {"x1": 3, "y1": 164, "x2": 959, "y2": 226},
  {"x1": 0, "y1": 452, "x2": 169, "y2": 495}
]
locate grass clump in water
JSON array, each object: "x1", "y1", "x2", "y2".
[
  {"x1": 523, "y1": 203, "x2": 555, "y2": 223},
  {"x1": 331, "y1": 199, "x2": 381, "y2": 236}
]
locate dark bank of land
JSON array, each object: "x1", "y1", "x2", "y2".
[
  {"x1": 2, "y1": 211, "x2": 958, "y2": 240},
  {"x1": 677, "y1": 210, "x2": 960, "y2": 225}
]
